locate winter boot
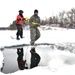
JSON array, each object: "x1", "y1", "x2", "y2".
[{"x1": 17, "y1": 34, "x2": 20, "y2": 40}]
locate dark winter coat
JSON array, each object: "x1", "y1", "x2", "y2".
[{"x1": 29, "y1": 15, "x2": 40, "y2": 28}]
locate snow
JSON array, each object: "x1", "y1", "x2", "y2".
[
  {"x1": 0, "y1": 27, "x2": 75, "y2": 75},
  {"x1": 0, "y1": 30, "x2": 30, "y2": 48},
  {"x1": 0, "y1": 27, "x2": 75, "y2": 48}
]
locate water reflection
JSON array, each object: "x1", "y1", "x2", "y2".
[
  {"x1": 17, "y1": 48, "x2": 28, "y2": 70},
  {"x1": 1, "y1": 46, "x2": 41, "y2": 74},
  {"x1": 1, "y1": 44, "x2": 75, "y2": 74},
  {"x1": 30, "y1": 47, "x2": 41, "y2": 68}
]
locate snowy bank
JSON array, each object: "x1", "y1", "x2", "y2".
[{"x1": 0, "y1": 27, "x2": 75, "y2": 48}]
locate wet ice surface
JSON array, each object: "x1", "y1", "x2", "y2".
[
  {"x1": 0, "y1": 46, "x2": 29, "y2": 74},
  {"x1": 1, "y1": 44, "x2": 75, "y2": 74}
]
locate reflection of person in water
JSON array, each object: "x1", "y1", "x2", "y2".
[
  {"x1": 30, "y1": 47, "x2": 41, "y2": 68},
  {"x1": 17, "y1": 48, "x2": 28, "y2": 70}
]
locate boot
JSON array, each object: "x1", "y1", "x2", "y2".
[
  {"x1": 20, "y1": 36, "x2": 24, "y2": 39},
  {"x1": 17, "y1": 34, "x2": 20, "y2": 40}
]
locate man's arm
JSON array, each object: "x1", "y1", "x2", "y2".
[
  {"x1": 29, "y1": 16, "x2": 36, "y2": 27},
  {"x1": 38, "y1": 17, "x2": 40, "y2": 24},
  {"x1": 29, "y1": 16, "x2": 33, "y2": 25},
  {"x1": 35, "y1": 17, "x2": 40, "y2": 27}
]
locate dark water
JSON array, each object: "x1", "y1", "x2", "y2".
[
  {"x1": 0, "y1": 46, "x2": 42, "y2": 74},
  {"x1": 1, "y1": 43, "x2": 75, "y2": 74}
]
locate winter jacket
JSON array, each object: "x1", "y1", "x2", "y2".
[
  {"x1": 16, "y1": 14, "x2": 25, "y2": 25},
  {"x1": 29, "y1": 15, "x2": 40, "y2": 28}
]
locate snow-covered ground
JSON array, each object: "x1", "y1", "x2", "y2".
[
  {"x1": 0, "y1": 27, "x2": 75, "y2": 75},
  {"x1": 0, "y1": 27, "x2": 75, "y2": 48}
]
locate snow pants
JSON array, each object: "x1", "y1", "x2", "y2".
[
  {"x1": 30, "y1": 27, "x2": 40, "y2": 45},
  {"x1": 16, "y1": 24, "x2": 23, "y2": 38}
]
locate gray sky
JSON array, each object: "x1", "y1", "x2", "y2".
[{"x1": 0, "y1": 0, "x2": 75, "y2": 27}]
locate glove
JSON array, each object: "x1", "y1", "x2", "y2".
[
  {"x1": 25, "y1": 17, "x2": 30, "y2": 21},
  {"x1": 32, "y1": 22, "x2": 39, "y2": 25},
  {"x1": 22, "y1": 18, "x2": 25, "y2": 20}
]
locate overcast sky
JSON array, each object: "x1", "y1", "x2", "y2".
[{"x1": 0, "y1": 0, "x2": 75, "y2": 27}]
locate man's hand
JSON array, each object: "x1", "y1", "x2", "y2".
[
  {"x1": 22, "y1": 18, "x2": 26, "y2": 20},
  {"x1": 25, "y1": 17, "x2": 30, "y2": 21}
]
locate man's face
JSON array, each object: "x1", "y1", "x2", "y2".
[
  {"x1": 34, "y1": 12, "x2": 38, "y2": 16},
  {"x1": 19, "y1": 12, "x2": 23, "y2": 14}
]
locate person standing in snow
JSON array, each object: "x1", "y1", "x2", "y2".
[
  {"x1": 16, "y1": 10, "x2": 26, "y2": 40},
  {"x1": 29, "y1": 9, "x2": 41, "y2": 45}
]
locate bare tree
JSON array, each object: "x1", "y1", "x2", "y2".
[
  {"x1": 49, "y1": 17, "x2": 53, "y2": 25},
  {"x1": 67, "y1": 8, "x2": 75, "y2": 27},
  {"x1": 59, "y1": 11, "x2": 65, "y2": 27},
  {"x1": 59, "y1": 11, "x2": 65, "y2": 23}
]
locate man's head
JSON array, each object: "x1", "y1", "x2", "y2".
[
  {"x1": 34, "y1": 9, "x2": 38, "y2": 16},
  {"x1": 19, "y1": 10, "x2": 24, "y2": 14}
]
